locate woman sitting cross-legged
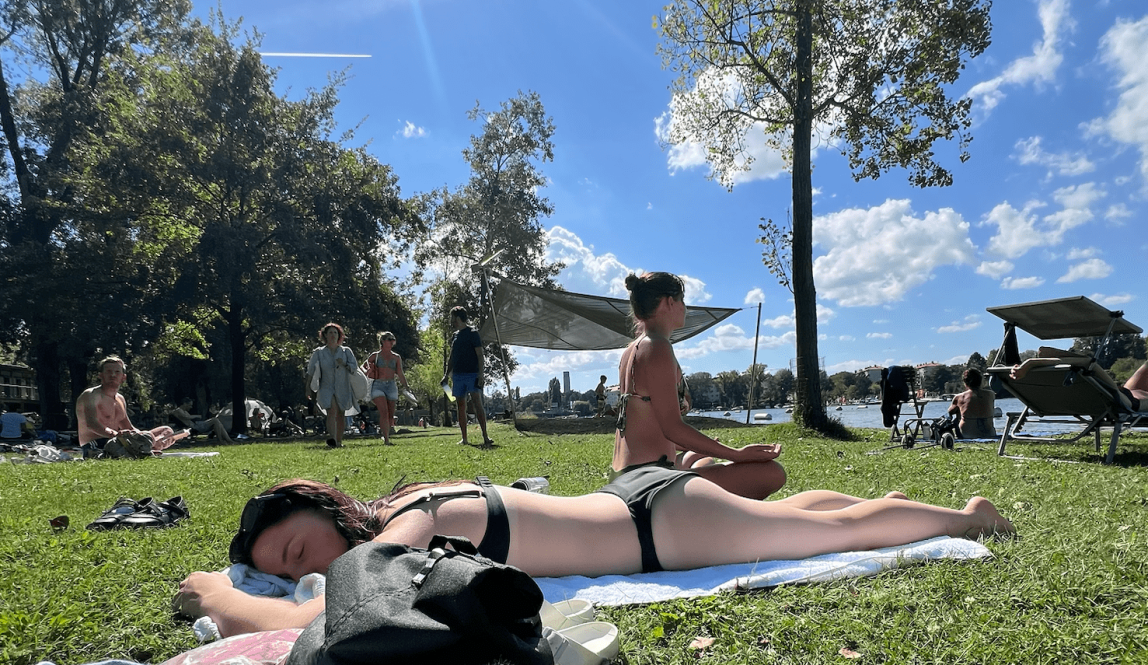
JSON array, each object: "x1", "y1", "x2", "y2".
[
  {"x1": 174, "y1": 476, "x2": 1014, "y2": 638},
  {"x1": 613, "y1": 272, "x2": 785, "y2": 500}
]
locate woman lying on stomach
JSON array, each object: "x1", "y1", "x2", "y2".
[{"x1": 175, "y1": 474, "x2": 1014, "y2": 637}]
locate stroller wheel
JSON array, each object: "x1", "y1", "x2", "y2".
[
  {"x1": 941, "y1": 433, "x2": 956, "y2": 450},
  {"x1": 901, "y1": 434, "x2": 915, "y2": 449}
]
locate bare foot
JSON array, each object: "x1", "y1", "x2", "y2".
[
  {"x1": 962, "y1": 497, "x2": 1016, "y2": 540},
  {"x1": 884, "y1": 491, "x2": 909, "y2": 500}
]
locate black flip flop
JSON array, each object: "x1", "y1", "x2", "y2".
[{"x1": 86, "y1": 497, "x2": 141, "y2": 531}]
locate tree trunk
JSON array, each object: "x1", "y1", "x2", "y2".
[
  {"x1": 790, "y1": 2, "x2": 826, "y2": 431},
  {"x1": 33, "y1": 339, "x2": 68, "y2": 430},
  {"x1": 227, "y1": 305, "x2": 247, "y2": 436}
]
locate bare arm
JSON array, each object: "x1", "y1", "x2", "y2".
[
  {"x1": 642, "y1": 341, "x2": 777, "y2": 462},
  {"x1": 175, "y1": 571, "x2": 325, "y2": 637},
  {"x1": 395, "y1": 356, "x2": 408, "y2": 388},
  {"x1": 473, "y1": 345, "x2": 484, "y2": 385}
]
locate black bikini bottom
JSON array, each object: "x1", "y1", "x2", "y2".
[{"x1": 595, "y1": 457, "x2": 698, "y2": 573}]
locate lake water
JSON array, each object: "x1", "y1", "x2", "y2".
[{"x1": 695, "y1": 397, "x2": 1081, "y2": 434}]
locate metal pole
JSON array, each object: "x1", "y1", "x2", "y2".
[
  {"x1": 481, "y1": 269, "x2": 519, "y2": 429},
  {"x1": 747, "y1": 302, "x2": 762, "y2": 425}
]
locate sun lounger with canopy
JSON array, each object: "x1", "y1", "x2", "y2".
[{"x1": 985, "y1": 296, "x2": 1146, "y2": 463}]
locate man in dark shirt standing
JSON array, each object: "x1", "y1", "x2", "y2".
[{"x1": 442, "y1": 306, "x2": 493, "y2": 446}]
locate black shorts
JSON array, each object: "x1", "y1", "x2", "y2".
[{"x1": 596, "y1": 457, "x2": 698, "y2": 573}]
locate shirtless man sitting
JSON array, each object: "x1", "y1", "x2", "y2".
[
  {"x1": 947, "y1": 367, "x2": 996, "y2": 438},
  {"x1": 76, "y1": 356, "x2": 176, "y2": 455}
]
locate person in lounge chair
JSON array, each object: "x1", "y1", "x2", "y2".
[
  {"x1": 1118, "y1": 361, "x2": 1148, "y2": 410},
  {"x1": 947, "y1": 368, "x2": 996, "y2": 439},
  {"x1": 173, "y1": 476, "x2": 1014, "y2": 638},
  {"x1": 611, "y1": 272, "x2": 785, "y2": 500},
  {"x1": 1010, "y1": 355, "x2": 1146, "y2": 411}
]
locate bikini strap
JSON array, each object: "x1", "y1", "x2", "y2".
[{"x1": 380, "y1": 486, "x2": 483, "y2": 529}]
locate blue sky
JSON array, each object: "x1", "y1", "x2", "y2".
[{"x1": 201, "y1": 0, "x2": 1148, "y2": 395}]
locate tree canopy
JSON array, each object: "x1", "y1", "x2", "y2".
[{"x1": 656, "y1": 0, "x2": 992, "y2": 431}]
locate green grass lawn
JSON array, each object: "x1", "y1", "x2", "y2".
[{"x1": 2, "y1": 421, "x2": 1147, "y2": 665}]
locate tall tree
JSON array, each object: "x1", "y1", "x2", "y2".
[
  {"x1": 80, "y1": 21, "x2": 421, "y2": 430},
  {"x1": 416, "y1": 91, "x2": 564, "y2": 383},
  {"x1": 656, "y1": 0, "x2": 992, "y2": 431},
  {"x1": 0, "y1": 0, "x2": 191, "y2": 427},
  {"x1": 1072, "y1": 333, "x2": 1146, "y2": 369}
]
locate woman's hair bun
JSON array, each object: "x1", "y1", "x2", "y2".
[{"x1": 624, "y1": 274, "x2": 641, "y2": 291}]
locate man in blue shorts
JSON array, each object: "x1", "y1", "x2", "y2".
[{"x1": 442, "y1": 306, "x2": 493, "y2": 446}]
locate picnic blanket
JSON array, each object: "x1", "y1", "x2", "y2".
[{"x1": 534, "y1": 536, "x2": 990, "y2": 606}]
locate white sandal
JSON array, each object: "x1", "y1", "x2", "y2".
[
  {"x1": 539, "y1": 598, "x2": 596, "y2": 630},
  {"x1": 543, "y1": 621, "x2": 620, "y2": 665}
]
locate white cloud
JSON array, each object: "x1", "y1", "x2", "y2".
[
  {"x1": 398, "y1": 121, "x2": 426, "y2": 138},
  {"x1": 976, "y1": 260, "x2": 1014, "y2": 279},
  {"x1": 1105, "y1": 203, "x2": 1133, "y2": 221},
  {"x1": 654, "y1": 68, "x2": 836, "y2": 187},
  {"x1": 744, "y1": 288, "x2": 765, "y2": 305},
  {"x1": 967, "y1": 0, "x2": 1072, "y2": 114},
  {"x1": 1057, "y1": 258, "x2": 1113, "y2": 282},
  {"x1": 509, "y1": 349, "x2": 621, "y2": 385},
  {"x1": 937, "y1": 315, "x2": 983, "y2": 334},
  {"x1": 1002, "y1": 276, "x2": 1046, "y2": 289},
  {"x1": 867, "y1": 332, "x2": 893, "y2": 339},
  {"x1": 1066, "y1": 247, "x2": 1099, "y2": 260},
  {"x1": 838, "y1": 335, "x2": 856, "y2": 342},
  {"x1": 675, "y1": 323, "x2": 795, "y2": 359},
  {"x1": 872, "y1": 319, "x2": 889, "y2": 325},
  {"x1": 985, "y1": 183, "x2": 1105, "y2": 258},
  {"x1": 545, "y1": 226, "x2": 713, "y2": 304},
  {"x1": 1012, "y1": 136, "x2": 1095, "y2": 176},
  {"x1": 1093, "y1": 15, "x2": 1148, "y2": 189},
  {"x1": 1090, "y1": 292, "x2": 1135, "y2": 307},
  {"x1": 812, "y1": 199, "x2": 976, "y2": 307}
]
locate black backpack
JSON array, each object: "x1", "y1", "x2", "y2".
[{"x1": 285, "y1": 535, "x2": 554, "y2": 665}]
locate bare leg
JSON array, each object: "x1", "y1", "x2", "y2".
[
  {"x1": 208, "y1": 418, "x2": 234, "y2": 444},
  {"x1": 678, "y1": 450, "x2": 715, "y2": 469},
  {"x1": 652, "y1": 478, "x2": 1014, "y2": 571},
  {"x1": 456, "y1": 398, "x2": 469, "y2": 444},
  {"x1": 326, "y1": 398, "x2": 345, "y2": 446},
  {"x1": 385, "y1": 398, "x2": 398, "y2": 440},
  {"x1": 1125, "y1": 362, "x2": 1148, "y2": 400},
  {"x1": 691, "y1": 460, "x2": 787, "y2": 500},
  {"x1": 371, "y1": 396, "x2": 389, "y2": 441},
  {"x1": 772, "y1": 489, "x2": 892, "y2": 511},
  {"x1": 471, "y1": 392, "x2": 491, "y2": 444}
]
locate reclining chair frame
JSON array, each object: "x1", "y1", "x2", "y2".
[{"x1": 985, "y1": 296, "x2": 1146, "y2": 464}]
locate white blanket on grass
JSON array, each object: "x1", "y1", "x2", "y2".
[{"x1": 534, "y1": 536, "x2": 990, "y2": 606}]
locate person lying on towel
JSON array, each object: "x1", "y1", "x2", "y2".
[{"x1": 173, "y1": 271, "x2": 1016, "y2": 639}]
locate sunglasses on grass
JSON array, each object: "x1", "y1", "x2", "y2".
[{"x1": 228, "y1": 493, "x2": 292, "y2": 563}]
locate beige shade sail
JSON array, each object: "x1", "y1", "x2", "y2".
[{"x1": 478, "y1": 280, "x2": 741, "y2": 351}]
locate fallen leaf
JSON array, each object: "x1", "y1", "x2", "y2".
[
  {"x1": 757, "y1": 636, "x2": 771, "y2": 647},
  {"x1": 689, "y1": 636, "x2": 715, "y2": 650},
  {"x1": 49, "y1": 515, "x2": 69, "y2": 531},
  {"x1": 839, "y1": 647, "x2": 862, "y2": 659}
]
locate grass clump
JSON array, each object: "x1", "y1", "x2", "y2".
[{"x1": 2, "y1": 419, "x2": 1147, "y2": 664}]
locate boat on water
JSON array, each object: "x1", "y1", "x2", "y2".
[
  {"x1": 856, "y1": 405, "x2": 868, "y2": 409},
  {"x1": 753, "y1": 412, "x2": 772, "y2": 421},
  {"x1": 723, "y1": 411, "x2": 732, "y2": 416}
]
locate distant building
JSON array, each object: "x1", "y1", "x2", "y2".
[
  {"x1": 0, "y1": 364, "x2": 38, "y2": 413},
  {"x1": 914, "y1": 362, "x2": 945, "y2": 394},
  {"x1": 861, "y1": 365, "x2": 885, "y2": 384}
]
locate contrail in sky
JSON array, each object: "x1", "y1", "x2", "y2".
[{"x1": 258, "y1": 53, "x2": 372, "y2": 58}]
